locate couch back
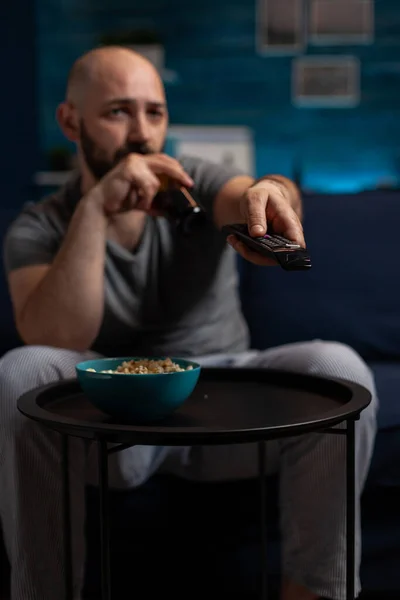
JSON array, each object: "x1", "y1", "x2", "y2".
[
  {"x1": 1, "y1": 190, "x2": 400, "y2": 360},
  {"x1": 239, "y1": 189, "x2": 400, "y2": 361}
]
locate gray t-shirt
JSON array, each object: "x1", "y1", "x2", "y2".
[{"x1": 3, "y1": 155, "x2": 250, "y2": 357}]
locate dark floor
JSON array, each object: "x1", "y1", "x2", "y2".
[
  {"x1": 1, "y1": 482, "x2": 399, "y2": 600},
  {"x1": 1, "y1": 573, "x2": 397, "y2": 600}
]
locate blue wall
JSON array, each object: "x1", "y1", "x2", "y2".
[{"x1": 37, "y1": 0, "x2": 400, "y2": 192}]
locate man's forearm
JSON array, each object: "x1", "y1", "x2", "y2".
[{"x1": 19, "y1": 195, "x2": 108, "y2": 351}]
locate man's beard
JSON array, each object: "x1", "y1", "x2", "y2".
[{"x1": 79, "y1": 120, "x2": 155, "y2": 181}]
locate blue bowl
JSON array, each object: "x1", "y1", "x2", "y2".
[{"x1": 75, "y1": 356, "x2": 201, "y2": 423}]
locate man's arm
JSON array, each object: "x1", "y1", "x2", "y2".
[
  {"x1": 213, "y1": 173, "x2": 302, "y2": 230},
  {"x1": 7, "y1": 195, "x2": 108, "y2": 351},
  {"x1": 6, "y1": 152, "x2": 195, "y2": 352}
]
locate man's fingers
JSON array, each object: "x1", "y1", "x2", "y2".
[
  {"x1": 135, "y1": 175, "x2": 160, "y2": 211},
  {"x1": 146, "y1": 155, "x2": 194, "y2": 189},
  {"x1": 243, "y1": 189, "x2": 268, "y2": 237},
  {"x1": 121, "y1": 157, "x2": 161, "y2": 210},
  {"x1": 99, "y1": 153, "x2": 193, "y2": 216},
  {"x1": 272, "y1": 208, "x2": 305, "y2": 246}
]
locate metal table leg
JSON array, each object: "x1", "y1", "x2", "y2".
[
  {"x1": 258, "y1": 440, "x2": 268, "y2": 600},
  {"x1": 346, "y1": 420, "x2": 356, "y2": 600},
  {"x1": 61, "y1": 435, "x2": 73, "y2": 600},
  {"x1": 98, "y1": 439, "x2": 111, "y2": 600}
]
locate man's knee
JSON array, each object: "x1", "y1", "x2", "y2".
[
  {"x1": 301, "y1": 340, "x2": 374, "y2": 384},
  {"x1": 267, "y1": 339, "x2": 373, "y2": 390},
  {"x1": 294, "y1": 340, "x2": 377, "y2": 418},
  {"x1": 0, "y1": 345, "x2": 89, "y2": 382},
  {"x1": 257, "y1": 339, "x2": 378, "y2": 423},
  {"x1": 0, "y1": 345, "x2": 85, "y2": 427},
  {"x1": 295, "y1": 341, "x2": 377, "y2": 454}
]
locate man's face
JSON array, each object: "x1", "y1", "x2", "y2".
[
  {"x1": 75, "y1": 57, "x2": 168, "y2": 180},
  {"x1": 79, "y1": 119, "x2": 156, "y2": 180}
]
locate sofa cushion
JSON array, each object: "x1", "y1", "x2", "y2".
[
  {"x1": 239, "y1": 190, "x2": 400, "y2": 361},
  {"x1": 370, "y1": 362, "x2": 400, "y2": 430},
  {"x1": 364, "y1": 362, "x2": 400, "y2": 488}
]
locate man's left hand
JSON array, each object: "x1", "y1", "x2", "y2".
[{"x1": 227, "y1": 179, "x2": 305, "y2": 267}]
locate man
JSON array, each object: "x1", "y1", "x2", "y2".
[{"x1": 0, "y1": 46, "x2": 377, "y2": 600}]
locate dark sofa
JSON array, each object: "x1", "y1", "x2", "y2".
[{"x1": 1, "y1": 190, "x2": 400, "y2": 599}]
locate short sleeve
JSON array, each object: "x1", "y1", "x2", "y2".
[
  {"x1": 3, "y1": 209, "x2": 60, "y2": 275},
  {"x1": 179, "y1": 155, "x2": 248, "y2": 213}
]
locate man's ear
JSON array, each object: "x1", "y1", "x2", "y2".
[{"x1": 56, "y1": 102, "x2": 80, "y2": 142}]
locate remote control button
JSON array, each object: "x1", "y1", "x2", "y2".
[
  {"x1": 262, "y1": 235, "x2": 282, "y2": 248},
  {"x1": 260, "y1": 237, "x2": 301, "y2": 251},
  {"x1": 267, "y1": 234, "x2": 301, "y2": 248}
]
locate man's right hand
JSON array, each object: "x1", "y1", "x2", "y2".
[{"x1": 86, "y1": 153, "x2": 194, "y2": 216}]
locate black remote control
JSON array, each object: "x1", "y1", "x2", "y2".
[{"x1": 222, "y1": 223, "x2": 312, "y2": 271}]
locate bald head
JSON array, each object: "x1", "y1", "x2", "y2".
[{"x1": 66, "y1": 45, "x2": 164, "y2": 108}]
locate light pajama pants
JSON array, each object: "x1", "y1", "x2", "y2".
[{"x1": 0, "y1": 340, "x2": 378, "y2": 599}]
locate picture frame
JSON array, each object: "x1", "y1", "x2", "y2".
[
  {"x1": 256, "y1": 0, "x2": 305, "y2": 54},
  {"x1": 292, "y1": 55, "x2": 360, "y2": 107},
  {"x1": 309, "y1": 0, "x2": 374, "y2": 45}
]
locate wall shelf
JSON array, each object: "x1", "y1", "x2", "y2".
[{"x1": 34, "y1": 171, "x2": 72, "y2": 186}]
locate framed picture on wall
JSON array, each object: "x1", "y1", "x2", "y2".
[
  {"x1": 309, "y1": 0, "x2": 374, "y2": 45},
  {"x1": 167, "y1": 126, "x2": 255, "y2": 176},
  {"x1": 256, "y1": 0, "x2": 305, "y2": 53},
  {"x1": 292, "y1": 56, "x2": 360, "y2": 107}
]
